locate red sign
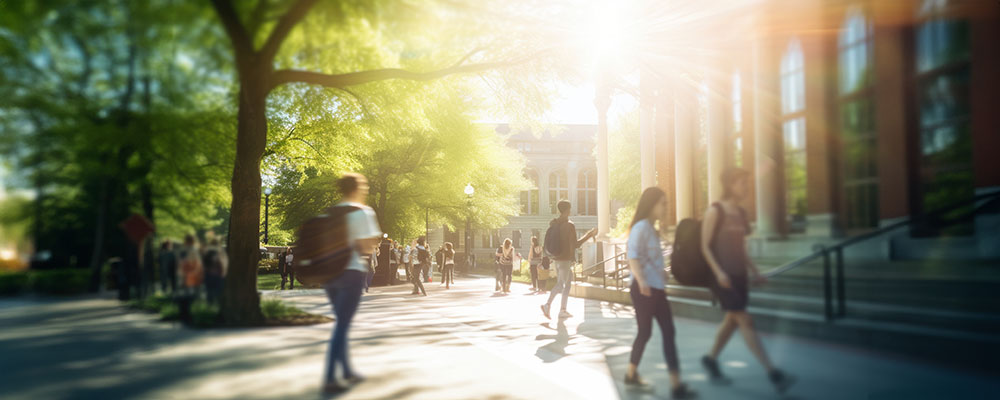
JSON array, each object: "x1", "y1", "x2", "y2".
[{"x1": 119, "y1": 213, "x2": 155, "y2": 244}]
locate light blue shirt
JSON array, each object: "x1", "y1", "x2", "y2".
[{"x1": 627, "y1": 219, "x2": 666, "y2": 290}]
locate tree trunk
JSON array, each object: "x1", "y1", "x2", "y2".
[{"x1": 220, "y1": 72, "x2": 268, "y2": 325}]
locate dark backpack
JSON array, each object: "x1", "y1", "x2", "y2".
[
  {"x1": 543, "y1": 219, "x2": 564, "y2": 257},
  {"x1": 293, "y1": 205, "x2": 360, "y2": 286},
  {"x1": 418, "y1": 247, "x2": 431, "y2": 264},
  {"x1": 670, "y1": 203, "x2": 730, "y2": 287}
]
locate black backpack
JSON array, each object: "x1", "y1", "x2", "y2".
[
  {"x1": 670, "y1": 203, "x2": 745, "y2": 286},
  {"x1": 293, "y1": 205, "x2": 360, "y2": 286},
  {"x1": 418, "y1": 247, "x2": 431, "y2": 264},
  {"x1": 543, "y1": 219, "x2": 564, "y2": 257}
]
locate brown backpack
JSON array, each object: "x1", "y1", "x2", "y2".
[{"x1": 293, "y1": 205, "x2": 360, "y2": 286}]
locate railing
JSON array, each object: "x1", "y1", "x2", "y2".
[
  {"x1": 572, "y1": 190, "x2": 1000, "y2": 322},
  {"x1": 761, "y1": 190, "x2": 1000, "y2": 321}
]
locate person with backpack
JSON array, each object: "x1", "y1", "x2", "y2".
[
  {"x1": 497, "y1": 239, "x2": 516, "y2": 293},
  {"x1": 528, "y1": 236, "x2": 543, "y2": 292},
  {"x1": 409, "y1": 239, "x2": 427, "y2": 296},
  {"x1": 699, "y1": 167, "x2": 795, "y2": 394},
  {"x1": 623, "y1": 187, "x2": 697, "y2": 398},
  {"x1": 319, "y1": 173, "x2": 382, "y2": 395},
  {"x1": 541, "y1": 200, "x2": 597, "y2": 319},
  {"x1": 202, "y1": 236, "x2": 228, "y2": 305},
  {"x1": 442, "y1": 242, "x2": 456, "y2": 289},
  {"x1": 418, "y1": 238, "x2": 432, "y2": 283}
]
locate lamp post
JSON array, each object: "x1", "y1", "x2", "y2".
[
  {"x1": 464, "y1": 183, "x2": 474, "y2": 270},
  {"x1": 263, "y1": 187, "x2": 272, "y2": 245}
]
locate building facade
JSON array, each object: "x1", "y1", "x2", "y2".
[
  {"x1": 427, "y1": 124, "x2": 600, "y2": 264},
  {"x1": 641, "y1": 0, "x2": 999, "y2": 260}
]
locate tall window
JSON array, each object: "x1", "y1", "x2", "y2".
[
  {"x1": 839, "y1": 7, "x2": 879, "y2": 230},
  {"x1": 914, "y1": 0, "x2": 973, "y2": 236},
  {"x1": 577, "y1": 169, "x2": 597, "y2": 216},
  {"x1": 781, "y1": 39, "x2": 807, "y2": 233},
  {"x1": 731, "y1": 71, "x2": 743, "y2": 167},
  {"x1": 520, "y1": 170, "x2": 540, "y2": 215},
  {"x1": 548, "y1": 170, "x2": 568, "y2": 214}
]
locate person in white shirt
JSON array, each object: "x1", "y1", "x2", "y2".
[
  {"x1": 402, "y1": 244, "x2": 412, "y2": 282},
  {"x1": 322, "y1": 173, "x2": 382, "y2": 395}
]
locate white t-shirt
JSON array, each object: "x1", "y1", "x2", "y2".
[
  {"x1": 402, "y1": 245, "x2": 411, "y2": 263},
  {"x1": 285, "y1": 254, "x2": 293, "y2": 264},
  {"x1": 337, "y1": 202, "x2": 382, "y2": 273}
]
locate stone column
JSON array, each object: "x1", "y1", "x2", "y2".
[
  {"x1": 752, "y1": 36, "x2": 783, "y2": 238},
  {"x1": 595, "y1": 84, "x2": 612, "y2": 238},
  {"x1": 707, "y1": 67, "x2": 730, "y2": 203},
  {"x1": 674, "y1": 83, "x2": 696, "y2": 221},
  {"x1": 640, "y1": 71, "x2": 657, "y2": 191}
]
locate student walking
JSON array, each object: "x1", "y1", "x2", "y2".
[
  {"x1": 528, "y1": 237, "x2": 543, "y2": 292},
  {"x1": 442, "y1": 242, "x2": 456, "y2": 289},
  {"x1": 624, "y1": 187, "x2": 696, "y2": 398},
  {"x1": 158, "y1": 241, "x2": 177, "y2": 293},
  {"x1": 409, "y1": 239, "x2": 427, "y2": 296},
  {"x1": 497, "y1": 239, "x2": 516, "y2": 293},
  {"x1": 202, "y1": 237, "x2": 228, "y2": 305},
  {"x1": 322, "y1": 173, "x2": 382, "y2": 395},
  {"x1": 389, "y1": 242, "x2": 399, "y2": 284},
  {"x1": 283, "y1": 249, "x2": 295, "y2": 290},
  {"x1": 493, "y1": 244, "x2": 504, "y2": 292},
  {"x1": 700, "y1": 167, "x2": 795, "y2": 394},
  {"x1": 402, "y1": 243, "x2": 412, "y2": 283},
  {"x1": 541, "y1": 200, "x2": 596, "y2": 319}
]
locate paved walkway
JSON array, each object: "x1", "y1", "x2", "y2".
[{"x1": 0, "y1": 277, "x2": 997, "y2": 399}]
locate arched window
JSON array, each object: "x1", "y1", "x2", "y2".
[
  {"x1": 781, "y1": 39, "x2": 807, "y2": 232},
  {"x1": 914, "y1": 0, "x2": 973, "y2": 236},
  {"x1": 838, "y1": 7, "x2": 879, "y2": 230},
  {"x1": 577, "y1": 169, "x2": 597, "y2": 216},
  {"x1": 548, "y1": 170, "x2": 568, "y2": 214},
  {"x1": 520, "y1": 170, "x2": 540, "y2": 216}
]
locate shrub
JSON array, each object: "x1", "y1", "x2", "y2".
[
  {"x1": 31, "y1": 269, "x2": 90, "y2": 295},
  {"x1": 261, "y1": 298, "x2": 306, "y2": 319},
  {"x1": 0, "y1": 271, "x2": 29, "y2": 295},
  {"x1": 258, "y1": 258, "x2": 280, "y2": 275},
  {"x1": 159, "y1": 303, "x2": 180, "y2": 321},
  {"x1": 190, "y1": 300, "x2": 219, "y2": 327}
]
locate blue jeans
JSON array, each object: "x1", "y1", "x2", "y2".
[
  {"x1": 323, "y1": 269, "x2": 366, "y2": 383},
  {"x1": 545, "y1": 260, "x2": 573, "y2": 311}
]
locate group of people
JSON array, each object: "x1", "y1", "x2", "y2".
[
  {"x1": 374, "y1": 237, "x2": 458, "y2": 295},
  {"x1": 157, "y1": 233, "x2": 229, "y2": 304},
  {"x1": 314, "y1": 169, "x2": 795, "y2": 396},
  {"x1": 620, "y1": 167, "x2": 794, "y2": 397}
]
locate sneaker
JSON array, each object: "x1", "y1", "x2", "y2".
[
  {"x1": 322, "y1": 382, "x2": 350, "y2": 395},
  {"x1": 670, "y1": 383, "x2": 698, "y2": 399},
  {"x1": 541, "y1": 304, "x2": 551, "y2": 319},
  {"x1": 624, "y1": 372, "x2": 649, "y2": 387},
  {"x1": 558, "y1": 310, "x2": 572, "y2": 319},
  {"x1": 701, "y1": 356, "x2": 730, "y2": 384},
  {"x1": 769, "y1": 369, "x2": 796, "y2": 394}
]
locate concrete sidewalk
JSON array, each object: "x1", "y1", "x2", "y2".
[{"x1": 0, "y1": 278, "x2": 996, "y2": 399}]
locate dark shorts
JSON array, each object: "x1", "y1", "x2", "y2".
[{"x1": 708, "y1": 274, "x2": 748, "y2": 311}]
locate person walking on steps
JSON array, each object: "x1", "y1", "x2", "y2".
[
  {"x1": 528, "y1": 236, "x2": 542, "y2": 292},
  {"x1": 409, "y1": 239, "x2": 427, "y2": 296},
  {"x1": 541, "y1": 199, "x2": 596, "y2": 320},
  {"x1": 700, "y1": 167, "x2": 795, "y2": 394},
  {"x1": 623, "y1": 187, "x2": 696, "y2": 399},
  {"x1": 321, "y1": 173, "x2": 382, "y2": 395},
  {"x1": 442, "y1": 242, "x2": 456, "y2": 289}
]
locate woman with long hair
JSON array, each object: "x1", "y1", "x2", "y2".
[
  {"x1": 498, "y1": 238, "x2": 515, "y2": 293},
  {"x1": 528, "y1": 236, "x2": 543, "y2": 292},
  {"x1": 700, "y1": 167, "x2": 794, "y2": 393},
  {"x1": 623, "y1": 187, "x2": 696, "y2": 398},
  {"x1": 442, "y1": 242, "x2": 456, "y2": 289}
]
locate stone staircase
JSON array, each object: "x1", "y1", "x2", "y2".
[{"x1": 571, "y1": 257, "x2": 1000, "y2": 371}]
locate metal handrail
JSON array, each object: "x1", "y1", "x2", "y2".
[
  {"x1": 760, "y1": 189, "x2": 1000, "y2": 320},
  {"x1": 762, "y1": 190, "x2": 1000, "y2": 278}
]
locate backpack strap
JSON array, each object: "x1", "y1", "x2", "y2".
[{"x1": 709, "y1": 202, "x2": 727, "y2": 247}]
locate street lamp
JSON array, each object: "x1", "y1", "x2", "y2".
[
  {"x1": 464, "y1": 184, "x2": 474, "y2": 271},
  {"x1": 263, "y1": 187, "x2": 272, "y2": 245}
]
